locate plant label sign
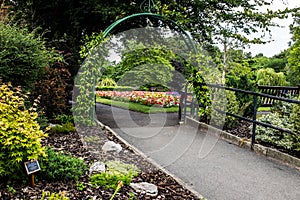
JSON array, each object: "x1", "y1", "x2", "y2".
[{"x1": 24, "y1": 160, "x2": 40, "y2": 175}]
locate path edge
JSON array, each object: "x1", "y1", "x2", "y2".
[
  {"x1": 95, "y1": 119, "x2": 205, "y2": 200},
  {"x1": 185, "y1": 116, "x2": 300, "y2": 169}
]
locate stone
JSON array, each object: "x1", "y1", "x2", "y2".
[
  {"x1": 102, "y1": 141, "x2": 122, "y2": 153},
  {"x1": 49, "y1": 123, "x2": 62, "y2": 128},
  {"x1": 130, "y1": 182, "x2": 158, "y2": 197},
  {"x1": 89, "y1": 161, "x2": 106, "y2": 176}
]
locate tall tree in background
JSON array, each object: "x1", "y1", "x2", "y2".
[
  {"x1": 5, "y1": 0, "x2": 298, "y2": 77},
  {"x1": 287, "y1": 10, "x2": 300, "y2": 86}
]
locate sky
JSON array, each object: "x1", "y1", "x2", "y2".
[{"x1": 246, "y1": 0, "x2": 299, "y2": 57}]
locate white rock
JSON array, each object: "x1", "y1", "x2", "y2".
[
  {"x1": 89, "y1": 161, "x2": 106, "y2": 176},
  {"x1": 49, "y1": 123, "x2": 62, "y2": 128},
  {"x1": 102, "y1": 141, "x2": 122, "y2": 153},
  {"x1": 130, "y1": 182, "x2": 158, "y2": 197}
]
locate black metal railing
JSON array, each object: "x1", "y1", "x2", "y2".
[
  {"x1": 185, "y1": 84, "x2": 300, "y2": 149},
  {"x1": 258, "y1": 85, "x2": 300, "y2": 107}
]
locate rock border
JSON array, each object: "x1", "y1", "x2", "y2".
[
  {"x1": 185, "y1": 116, "x2": 300, "y2": 169},
  {"x1": 95, "y1": 120, "x2": 205, "y2": 199}
]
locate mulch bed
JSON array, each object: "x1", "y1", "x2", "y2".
[{"x1": 0, "y1": 124, "x2": 201, "y2": 200}]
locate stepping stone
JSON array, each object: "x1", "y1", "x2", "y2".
[
  {"x1": 130, "y1": 182, "x2": 158, "y2": 197},
  {"x1": 89, "y1": 161, "x2": 106, "y2": 176},
  {"x1": 102, "y1": 141, "x2": 122, "y2": 153}
]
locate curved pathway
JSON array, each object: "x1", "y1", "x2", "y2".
[{"x1": 96, "y1": 103, "x2": 300, "y2": 200}]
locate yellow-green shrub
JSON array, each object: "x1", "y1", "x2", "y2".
[{"x1": 0, "y1": 82, "x2": 47, "y2": 179}]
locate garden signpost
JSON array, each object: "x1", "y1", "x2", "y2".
[{"x1": 24, "y1": 160, "x2": 41, "y2": 188}]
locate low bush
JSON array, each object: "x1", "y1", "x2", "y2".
[
  {"x1": 0, "y1": 82, "x2": 47, "y2": 180},
  {"x1": 0, "y1": 22, "x2": 61, "y2": 91},
  {"x1": 253, "y1": 113, "x2": 295, "y2": 150},
  {"x1": 39, "y1": 148, "x2": 87, "y2": 181},
  {"x1": 98, "y1": 78, "x2": 117, "y2": 87},
  {"x1": 210, "y1": 90, "x2": 239, "y2": 129},
  {"x1": 39, "y1": 191, "x2": 70, "y2": 200},
  {"x1": 291, "y1": 95, "x2": 300, "y2": 134},
  {"x1": 50, "y1": 123, "x2": 76, "y2": 134},
  {"x1": 90, "y1": 161, "x2": 140, "y2": 190},
  {"x1": 54, "y1": 114, "x2": 74, "y2": 124},
  {"x1": 32, "y1": 66, "x2": 71, "y2": 119}
]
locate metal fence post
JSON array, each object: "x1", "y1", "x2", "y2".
[
  {"x1": 251, "y1": 94, "x2": 258, "y2": 150},
  {"x1": 184, "y1": 84, "x2": 188, "y2": 120}
]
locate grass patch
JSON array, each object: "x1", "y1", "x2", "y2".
[
  {"x1": 96, "y1": 97, "x2": 178, "y2": 113},
  {"x1": 257, "y1": 107, "x2": 271, "y2": 112}
]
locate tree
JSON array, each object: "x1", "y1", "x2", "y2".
[
  {"x1": 6, "y1": 0, "x2": 298, "y2": 76},
  {"x1": 256, "y1": 68, "x2": 288, "y2": 86},
  {"x1": 286, "y1": 11, "x2": 300, "y2": 86}
]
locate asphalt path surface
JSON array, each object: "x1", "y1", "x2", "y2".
[{"x1": 96, "y1": 103, "x2": 300, "y2": 200}]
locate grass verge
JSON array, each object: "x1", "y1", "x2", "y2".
[
  {"x1": 96, "y1": 97, "x2": 178, "y2": 113},
  {"x1": 257, "y1": 107, "x2": 271, "y2": 112}
]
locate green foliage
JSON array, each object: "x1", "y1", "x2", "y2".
[
  {"x1": 54, "y1": 114, "x2": 74, "y2": 124},
  {"x1": 291, "y1": 96, "x2": 300, "y2": 135},
  {"x1": 0, "y1": 82, "x2": 47, "y2": 179},
  {"x1": 225, "y1": 58, "x2": 257, "y2": 117},
  {"x1": 32, "y1": 66, "x2": 71, "y2": 119},
  {"x1": 98, "y1": 78, "x2": 117, "y2": 87},
  {"x1": 73, "y1": 34, "x2": 107, "y2": 126},
  {"x1": 256, "y1": 68, "x2": 288, "y2": 86},
  {"x1": 253, "y1": 113, "x2": 295, "y2": 150},
  {"x1": 271, "y1": 95, "x2": 295, "y2": 118},
  {"x1": 188, "y1": 49, "x2": 222, "y2": 123},
  {"x1": 36, "y1": 112, "x2": 50, "y2": 131},
  {"x1": 90, "y1": 160, "x2": 140, "y2": 190},
  {"x1": 108, "y1": 47, "x2": 175, "y2": 87},
  {"x1": 0, "y1": 22, "x2": 61, "y2": 90},
  {"x1": 96, "y1": 86, "x2": 134, "y2": 91},
  {"x1": 50, "y1": 123, "x2": 76, "y2": 134},
  {"x1": 76, "y1": 182, "x2": 85, "y2": 191},
  {"x1": 286, "y1": 11, "x2": 300, "y2": 86},
  {"x1": 211, "y1": 90, "x2": 239, "y2": 129},
  {"x1": 139, "y1": 83, "x2": 170, "y2": 92},
  {"x1": 6, "y1": 185, "x2": 16, "y2": 195},
  {"x1": 249, "y1": 55, "x2": 287, "y2": 73},
  {"x1": 39, "y1": 191, "x2": 70, "y2": 200},
  {"x1": 39, "y1": 148, "x2": 87, "y2": 181}
]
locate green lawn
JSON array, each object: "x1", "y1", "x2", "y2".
[
  {"x1": 96, "y1": 97, "x2": 179, "y2": 113},
  {"x1": 257, "y1": 107, "x2": 271, "y2": 112}
]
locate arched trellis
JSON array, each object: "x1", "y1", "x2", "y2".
[
  {"x1": 90, "y1": 12, "x2": 198, "y2": 122},
  {"x1": 73, "y1": 10, "x2": 197, "y2": 125},
  {"x1": 103, "y1": 13, "x2": 197, "y2": 53}
]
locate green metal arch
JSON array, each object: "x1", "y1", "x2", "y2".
[
  {"x1": 103, "y1": 12, "x2": 197, "y2": 53},
  {"x1": 92, "y1": 13, "x2": 197, "y2": 121}
]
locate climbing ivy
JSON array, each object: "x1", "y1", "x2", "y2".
[{"x1": 73, "y1": 33, "x2": 109, "y2": 126}]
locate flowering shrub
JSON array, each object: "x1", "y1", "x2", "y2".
[{"x1": 96, "y1": 91, "x2": 180, "y2": 108}]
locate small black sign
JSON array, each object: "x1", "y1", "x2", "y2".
[{"x1": 24, "y1": 160, "x2": 40, "y2": 175}]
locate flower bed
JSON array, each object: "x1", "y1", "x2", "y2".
[{"x1": 96, "y1": 91, "x2": 180, "y2": 108}]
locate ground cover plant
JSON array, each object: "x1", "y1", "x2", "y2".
[
  {"x1": 248, "y1": 95, "x2": 300, "y2": 157},
  {"x1": 90, "y1": 160, "x2": 140, "y2": 189}
]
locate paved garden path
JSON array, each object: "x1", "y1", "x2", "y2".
[{"x1": 96, "y1": 103, "x2": 300, "y2": 200}]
